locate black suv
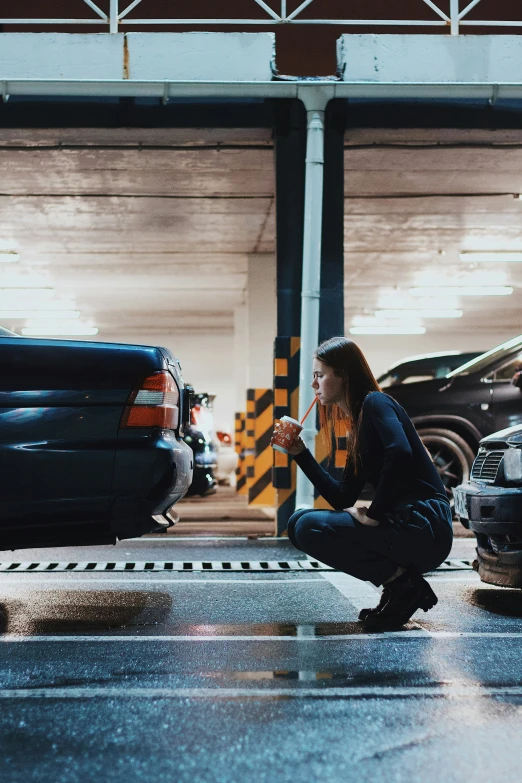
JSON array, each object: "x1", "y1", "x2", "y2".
[
  {"x1": 454, "y1": 421, "x2": 522, "y2": 588},
  {"x1": 386, "y1": 335, "x2": 522, "y2": 505},
  {"x1": 377, "y1": 351, "x2": 482, "y2": 388}
]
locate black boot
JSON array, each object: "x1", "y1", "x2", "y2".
[
  {"x1": 358, "y1": 588, "x2": 390, "y2": 622},
  {"x1": 363, "y1": 568, "x2": 438, "y2": 631}
]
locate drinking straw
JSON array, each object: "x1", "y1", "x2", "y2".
[{"x1": 300, "y1": 396, "x2": 318, "y2": 425}]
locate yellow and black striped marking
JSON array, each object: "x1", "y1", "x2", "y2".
[
  {"x1": 248, "y1": 388, "x2": 275, "y2": 507},
  {"x1": 314, "y1": 419, "x2": 348, "y2": 509},
  {"x1": 273, "y1": 336, "x2": 300, "y2": 534},
  {"x1": 234, "y1": 411, "x2": 247, "y2": 495}
]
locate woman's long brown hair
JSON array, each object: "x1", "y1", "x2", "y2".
[{"x1": 315, "y1": 337, "x2": 382, "y2": 475}]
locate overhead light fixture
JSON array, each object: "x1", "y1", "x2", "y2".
[
  {"x1": 459, "y1": 252, "x2": 522, "y2": 263},
  {"x1": 0, "y1": 310, "x2": 80, "y2": 319},
  {"x1": 352, "y1": 315, "x2": 424, "y2": 328},
  {"x1": 414, "y1": 269, "x2": 507, "y2": 287},
  {"x1": 377, "y1": 294, "x2": 461, "y2": 310},
  {"x1": 349, "y1": 326, "x2": 426, "y2": 335},
  {"x1": 21, "y1": 321, "x2": 98, "y2": 336},
  {"x1": 0, "y1": 298, "x2": 77, "y2": 311},
  {"x1": 0, "y1": 252, "x2": 19, "y2": 263},
  {"x1": 375, "y1": 309, "x2": 462, "y2": 319},
  {"x1": 0, "y1": 288, "x2": 55, "y2": 298},
  {"x1": 409, "y1": 286, "x2": 513, "y2": 297}
]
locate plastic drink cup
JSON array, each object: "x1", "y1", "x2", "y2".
[{"x1": 271, "y1": 416, "x2": 303, "y2": 454}]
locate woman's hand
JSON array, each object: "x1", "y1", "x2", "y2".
[
  {"x1": 286, "y1": 437, "x2": 306, "y2": 456},
  {"x1": 271, "y1": 422, "x2": 306, "y2": 456},
  {"x1": 344, "y1": 505, "x2": 379, "y2": 526}
]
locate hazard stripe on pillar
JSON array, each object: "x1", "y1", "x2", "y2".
[
  {"x1": 273, "y1": 336, "x2": 300, "y2": 535},
  {"x1": 234, "y1": 411, "x2": 247, "y2": 495},
  {"x1": 245, "y1": 390, "x2": 256, "y2": 492},
  {"x1": 314, "y1": 420, "x2": 348, "y2": 509},
  {"x1": 248, "y1": 388, "x2": 275, "y2": 507}
]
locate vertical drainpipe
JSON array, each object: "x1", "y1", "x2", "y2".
[
  {"x1": 110, "y1": 0, "x2": 119, "y2": 34},
  {"x1": 295, "y1": 86, "x2": 328, "y2": 510}
]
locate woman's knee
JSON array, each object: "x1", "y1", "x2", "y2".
[
  {"x1": 292, "y1": 510, "x2": 328, "y2": 549},
  {"x1": 287, "y1": 508, "x2": 317, "y2": 547}
]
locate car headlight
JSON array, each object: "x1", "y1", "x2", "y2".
[{"x1": 504, "y1": 449, "x2": 522, "y2": 482}]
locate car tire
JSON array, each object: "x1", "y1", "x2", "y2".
[{"x1": 417, "y1": 428, "x2": 476, "y2": 511}]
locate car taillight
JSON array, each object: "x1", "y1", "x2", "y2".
[
  {"x1": 121, "y1": 371, "x2": 180, "y2": 429},
  {"x1": 190, "y1": 404, "x2": 201, "y2": 426}
]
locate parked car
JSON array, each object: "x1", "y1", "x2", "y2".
[
  {"x1": 454, "y1": 418, "x2": 522, "y2": 588},
  {"x1": 377, "y1": 351, "x2": 483, "y2": 388},
  {"x1": 0, "y1": 334, "x2": 193, "y2": 550},
  {"x1": 386, "y1": 335, "x2": 522, "y2": 506},
  {"x1": 183, "y1": 392, "x2": 217, "y2": 496}
]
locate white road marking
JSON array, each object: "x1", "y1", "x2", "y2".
[
  {"x1": 320, "y1": 571, "x2": 380, "y2": 612},
  {"x1": 0, "y1": 578, "x2": 322, "y2": 586},
  {"x1": 0, "y1": 685, "x2": 519, "y2": 699},
  {"x1": 2, "y1": 631, "x2": 522, "y2": 642},
  {"x1": 134, "y1": 536, "x2": 287, "y2": 542}
]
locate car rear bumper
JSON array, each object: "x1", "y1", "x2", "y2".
[
  {"x1": 455, "y1": 481, "x2": 522, "y2": 536},
  {"x1": 111, "y1": 430, "x2": 193, "y2": 538},
  {"x1": 476, "y1": 545, "x2": 522, "y2": 588}
]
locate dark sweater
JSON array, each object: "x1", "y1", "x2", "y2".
[{"x1": 293, "y1": 391, "x2": 447, "y2": 521}]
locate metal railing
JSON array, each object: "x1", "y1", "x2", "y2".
[{"x1": 1, "y1": 1, "x2": 521, "y2": 36}]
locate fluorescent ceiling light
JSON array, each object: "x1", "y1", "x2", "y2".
[
  {"x1": 350, "y1": 326, "x2": 426, "y2": 335},
  {"x1": 459, "y1": 252, "x2": 522, "y2": 263},
  {"x1": 0, "y1": 274, "x2": 52, "y2": 287},
  {"x1": 377, "y1": 294, "x2": 461, "y2": 310},
  {"x1": 0, "y1": 288, "x2": 55, "y2": 298},
  {"x1": 352, "y1": 315, "x2": 423, "y2": 327},
  {"x1": 0, "y1": 298, "x2": 76, "y2": 311},
  {"x1": 0, "y1": 310, "x2": 80, "y2": 319},
  {"x1": 21, "y1": 323, "x2": 98, "y2": 336},
  {"x1": 0, "y1": 253, "x2": 19, "y2": 263},
  {"x1": 413, "y1": 269, "x2": 507, "y2": 286},
  {"x1": 375, "y1": 309, "x2": 462, "y2": 319},
  {"x1": 409, "y1": 286, "x2": 513, "y2": 297}
]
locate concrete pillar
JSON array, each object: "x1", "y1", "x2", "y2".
[
  {"x1": 233, "y1": 304, "x2": 248, "y2": 412},
  {"x1": 320, "y1": 100, "x2": 345, "y2": 343},
  {"x1": 246, "y1": 253, "x2": 277, "y2": 389},
  {"x1": 275, "y1": 99, "x2": 306, "y2": 336}
]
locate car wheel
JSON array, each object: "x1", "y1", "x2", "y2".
[{"x1": 417, "y1": 428, "x2": 476, "y2": 510}]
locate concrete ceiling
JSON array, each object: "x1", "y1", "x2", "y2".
[{"x1": 1, "y1": 126, "x2": 522, "y2": 340}]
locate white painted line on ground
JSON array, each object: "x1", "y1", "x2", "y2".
[
  {"x1": 426, "y1": 576, "x2": 480, "y2": 582},
  {"x1": 3, "y1": 631, "x2": 522, "y2": 642},
  {"x1": 0, "y1": 578, "x2": 322, "y2": 586},
  {"x1": 133, "y1": 536, "x2": 287, "y2": 542},
  {"x1": 320, "y1": 571, "x2": 380, "y2": 612},
  {"x1": 0, "y1": 685, "x2": 519, "y2": 699}
]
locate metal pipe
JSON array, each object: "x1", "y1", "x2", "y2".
[
  {"x1": 450, "y1": 0, "x2": 460, "y2": 35},
  {"x1": 295, "y1": 87, "x2": 327, "y2": 511},
  {"x1": 110, "y1": 0, "x2": 119, "y2": 33},
  {"x1": 4, "y1": 80, "x2": 522, "y2": 101}
]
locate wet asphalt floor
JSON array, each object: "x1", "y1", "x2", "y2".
[{"x1": 0, "y1": 534, "x2": 522, "y2": 782}]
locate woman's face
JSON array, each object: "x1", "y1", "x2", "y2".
[{"x1": 311, "y1": 358, "x2": 344, "y2": 406}]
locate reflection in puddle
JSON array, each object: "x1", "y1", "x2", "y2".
[
  {"x1": 168, "y1": 622, "x2": 369, "y2": 637},
  {"x1": 0, "y1": 592, "x2": 172, "y2": 635},
  {"x1": 202, "y1": 670, "x2": 415, "y2": 687}
]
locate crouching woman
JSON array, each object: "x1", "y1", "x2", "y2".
[{"x1": 279, "y1": 336, "x2": 453, "y2": 631}]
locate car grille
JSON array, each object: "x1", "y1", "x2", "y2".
[{"x1": 471, "y1": 450, "x2": 504, "y2": 482}]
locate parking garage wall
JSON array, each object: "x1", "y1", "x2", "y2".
[{"x1": 102, "y1": 332, "x2": 235, "y2": 434}]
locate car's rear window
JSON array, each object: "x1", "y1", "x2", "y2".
[{"x1": 447, "y1": 335, "x2": 522, "y2": 377}]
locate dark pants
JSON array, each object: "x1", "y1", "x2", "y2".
[{"x1": 288, "y1": 496, "x2": 453, "y2": 586}]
